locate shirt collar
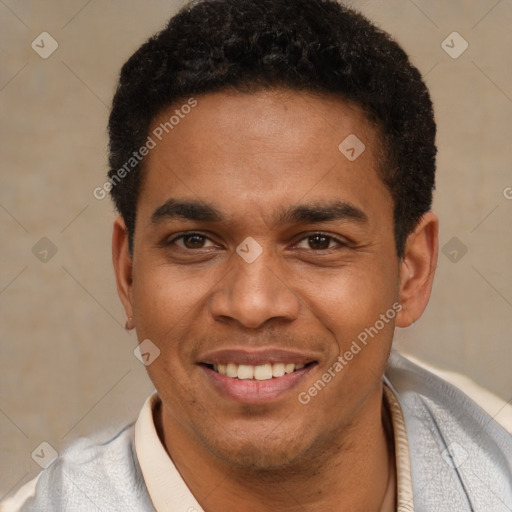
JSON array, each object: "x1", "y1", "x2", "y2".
[
  {"x1": 383, "y1": 382, "x2": 415, "y2": 511},
  {"x1": 134, "y1": 393, "x2": 204, "y2": 512}
]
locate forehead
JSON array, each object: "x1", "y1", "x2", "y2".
[{"x1": 138, "y1": 89, "x2": 392, "y2": 227}]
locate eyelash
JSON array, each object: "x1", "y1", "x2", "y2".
[
  {"x1": 169, "y1": 232, "x2": 217, "y2": 250},
  {"x1": 167, "y1": 231, "x2": 349, "y2": 252}
]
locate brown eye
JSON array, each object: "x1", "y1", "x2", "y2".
[
  {"x1": 171, "y1": 233, "x2": 216, "y2": 249},
  {"x1": 182, "y1": 234, "x2": 206, "y2": 249},
  {"x1": 307, "y1": 234, "x2": 332, "y2": 250},
  {"x1": 295, "y1": 233, "x2": 347, "y2": 251}
]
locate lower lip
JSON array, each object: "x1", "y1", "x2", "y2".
[{"x1": 200, "y1": 364, "x2": 314, "y2": 404}]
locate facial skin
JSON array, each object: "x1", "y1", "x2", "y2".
[{"x1": 113, "y1": 89, "x2": 438, "y2": 511}]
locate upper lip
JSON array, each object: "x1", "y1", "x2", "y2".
[{"x1": 199, "y1": 348, "x2": 319, "y2": 366}]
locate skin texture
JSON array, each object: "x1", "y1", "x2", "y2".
[{"x1": 113, "y1": 89, "x2": 438, "y2": 511}]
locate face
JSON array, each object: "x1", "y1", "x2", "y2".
[{"x1": 113, "y1": 89, "x2": 437, "y2": 471}]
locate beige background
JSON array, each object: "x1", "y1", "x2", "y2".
[{"x1": 1, "y1": 0, "x2": 511, "y2": 500}]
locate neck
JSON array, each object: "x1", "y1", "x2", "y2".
[{"x1": 156, "y1": 386, "x2": 395, "y2": 512}]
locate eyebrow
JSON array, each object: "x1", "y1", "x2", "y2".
[
  {"x1": 278, "y1": 201, "x2": 368, "y2": 225},
  {"x1": 151, "y1": 199, "x2": 368, "y2": 226},
  {"x1": 151, "y1": 199, "x2": 223, "y2": 224}
]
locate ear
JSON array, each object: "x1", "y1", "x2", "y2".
[
  {"x1": 112, "y1": 216, "x2": 134, "y2": 328},
  {"x1": 396, "y1": 211, "x2": 439, "y2": 328}
]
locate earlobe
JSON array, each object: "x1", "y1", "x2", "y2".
[
  {"x1": 112, "y1": 216, "x2": 135, "y2": 327},
  {"x1": 396, "y1": 212, "x2": 439, "y2": 328}
]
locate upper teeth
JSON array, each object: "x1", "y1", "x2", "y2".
[{"x1": 213, "y1": 363, "x2": 305, "y2": 380}]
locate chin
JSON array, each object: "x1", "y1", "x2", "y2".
[
  {"x1": 213, "y1": 441, "x2": 307, "y2": 471},
  {"x1": 199, "y1": 424, "x2": 319, "y2": 472}
]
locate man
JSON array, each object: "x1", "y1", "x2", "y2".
[{"x1": 14, "y1": 0, "x2": 512, "y2": 510}]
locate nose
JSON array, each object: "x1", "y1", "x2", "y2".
[{"x1": 209, "y1": 250, "x2": 300, "y2": 329}]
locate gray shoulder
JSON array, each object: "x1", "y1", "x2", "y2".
[
  {"x1": 386, "y1": 351, "x2": 512, "y2": 511},
  {"x1": 20, "y1": 423, "x2": 155, "y2": 512}
]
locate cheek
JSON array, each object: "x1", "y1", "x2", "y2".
[
  {"x1": 130, "y1": 263, "x2": 216, "y2": 408},
  {"x1": 303, "y1": 262, "x2": 398, "y2": 328},
  {"x1": 131, "y1": 261, "x2": 219, "y2": 346},
  {"x1": 294, "y1": 266, "x2": 398, "y2": 411}
]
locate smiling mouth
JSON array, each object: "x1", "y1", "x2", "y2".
[{"x1": 203, "y1": 362, "x2": 314, "y2": 381}]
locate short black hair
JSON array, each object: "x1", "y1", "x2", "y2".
[{"x1": 108, "y1": 0, "x2": 436, "y2": 258}]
